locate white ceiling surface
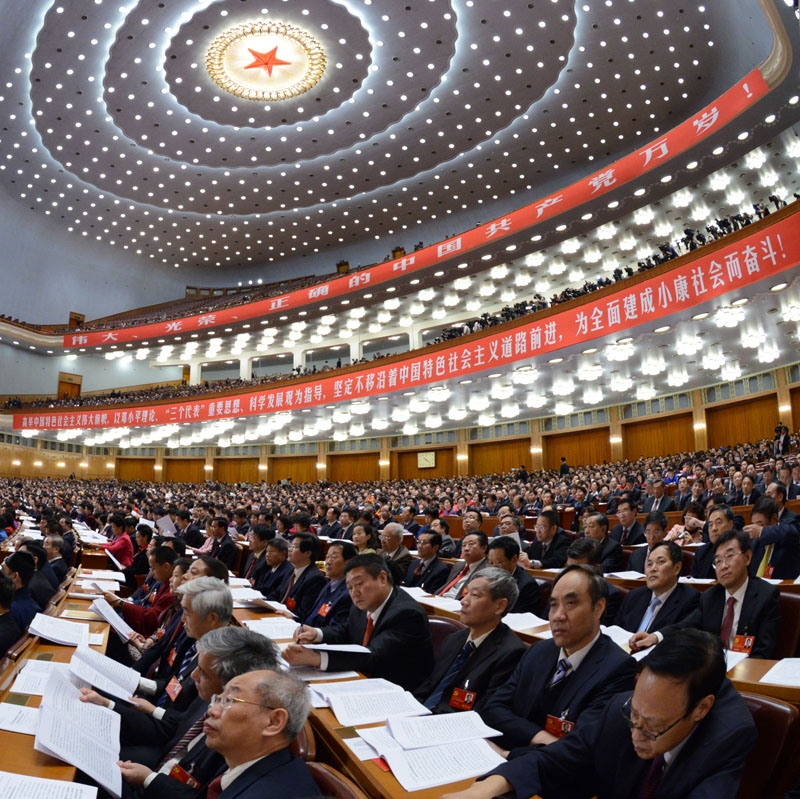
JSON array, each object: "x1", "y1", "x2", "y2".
[{"x1": 0, "y1": 0, "x2": 782, "y2": 274}]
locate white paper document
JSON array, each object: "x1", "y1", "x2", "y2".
[
  {"x1": 386, "y1": 711, "x2": 501, "y2": 749},
  {"x1": 304, "y1": 643, "x2": 371, "y2": 653},
  {"x1": 725, "y1": 650, "x2": 749, "y2": 672},
  {"x1": 759, "y1": 658, "x2": 800, "y2": 687},
  {"x1": 607, "y1": 570, "x2": 646, "y2": 580},
  {"x1": 28, "y1": 613, "x2": 103, "y2": 647},
  {"x1": 417, "y1": 596, "x2": 462, "y2": 612},
  {"x1": 233, "y1": 597, "x2": 292, "y2": 613},
  {"x1": 504, "y1": 612, "x2": 550, "y2": 631},
  {"x1": 90, "y1": 598, "x2": 135, "y2": 643},
  {"x1": 228, "y1": 577, "x2": 252, "y2": 587},
  {"x1": 41, "y1": 672, "x2": 122, "y2": 744},
  {"x1": 156, "y1": 515, "x2": 176, "y2": 535},
  {"x1": 0, "y1": 703, "x2": 39, "y2": 735},
  {"x1": 68, "y1": 592, "x2": 103, "y2": 601},
  {"x1": 328, "y1": 690, "x2": 430, "y2": 726},
  {"x1": 601, "y1": 625, "x2": 636, "y2": 649},
  {"x1": 80, "y1": 570, "x2": 126, "y2": 582},
  {"x1": 230, "y1": 587, "x2": 266, "y2": 601},
  {"x1": 243, "y1": 617, "x2": 300, "y2": 640},
  {"x1": 289, "y1": 667, "x2": 361, "y2": 682},
  {"x1": 399, "y1": 586, "x2": 431, "y2": 599},
  {"x1": 342, "y1": 735, "x2": 381, "y2": 761},
  {"x1": 78, "y1": 580, "x2": 120, "y2": 593},
  {"x1": 356, "y1": 725, "x2": 405, "y2": 756},
  {"x1": 69, "y1": 646, "x2": 140, "y2": 701},
  {"x1": 678, "y1": 577, "x2": 716, "y2": 584},
  {"x1": 11, "y1": 660, "x2": 79, "y2": 696},
  {"x1": 311, "y1": 677, "x2": 401, "y2": 708},
  {"x1": 383, "y1": 738, "x2": 506, "y2": 792},
  {"x1": 0, "y1": 770, "x2": 98, "y2": 799}
]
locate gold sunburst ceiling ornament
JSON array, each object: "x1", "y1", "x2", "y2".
[{"x1": 206, "y1": 21, "x2": 326, "y2": 102}]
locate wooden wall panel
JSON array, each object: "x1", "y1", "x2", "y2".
[
  {"x1": 329, "y1": 453, "x2": 380, "y2": 483},
  {"x1": 469, "y1": 439, "x2": 530, "y2": 477},
  {"x1": 116, "y1": 458, "x2": 155, "y2": 482},
  {"x1": 395, "y1": 448, "x2": 455, "y2": 480},
  {"x1": 791, "y1": 386, "x2": 800, "y2": 434},
  {"x1": 215, "y1": 458, "x2": 259, "y2": 484},
  {"x1": 543, "y1": 428, "x2": 611, "y2": 471},
  {"x1": 270, "y1": 456, "x2": 318, "y2": 485},
  {"x1": 163, "y1": 458, "x2": 205, "y2": 483},
  {"x1": 622, "y1": 414, "x2": 694, "y2": 461},
  {"x1": 706, "y1": 394, "x2": 779, "y2": 449}
]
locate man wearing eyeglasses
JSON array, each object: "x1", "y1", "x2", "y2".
[
  {"x1": 630, "y1": 529, "x2": 781, "y2": 659},
  {"x1": 442, "y1": 629, "x2": 756, "y2": 799},
  {"x1": 521, "y1": 510, "x2": 569, "y2": 569},
  {"x1": 378, "y1": 522, "x2": 413, "y2": 576}
]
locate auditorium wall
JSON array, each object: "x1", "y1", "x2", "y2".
[
  {"x1": 329, "y1": 453, "x2": 380, "y2": 483},
  {"x1": 162, "y1": 458, "x2": 205, "y2": 483},
  {"x1": 622, "y1": 414, "x2": 695, "y2": 461},
  {"x1": 469, "y1": 439, "x2": 531, "y2": 476},
  {"x1": 542, "y1": 427, "x2": 612, "y2": 471},
  {"x1": 393, "y1": 448, "x2": 455, "y2": 480},
  {"x1": 268, "y1": 456, "x2": 318, "y2": 485},
  {"x1": 214, "y1": 458, "x2": 260, "y2": 484},
  {"x1": 0, "y1": 441, "x2": 111, "y2": 478},
  {"x1": 705, "y1": 394, "x2": 779, "y2": 449}
]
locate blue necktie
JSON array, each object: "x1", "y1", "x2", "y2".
[
  {"x1": 157, "y1": 643, "x2": 196, "y2": 707},
  {"x1": 549, "y1": 657, "x2": 572, "y2": 688},
  {"x1": 424, "y1": 641, "x2": 476, "y2": 710},
  {"x1": 637, "y1": 596, "x2": 662, "y2": 633}
]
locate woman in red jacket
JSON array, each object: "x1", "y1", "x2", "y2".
[{"x1": 98, "y1": 514, "x2": 134, "y2": 568}]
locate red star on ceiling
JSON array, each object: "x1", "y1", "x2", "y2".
[{"x1": 243, "y1": 46, "x2": 291, "y2": 77}]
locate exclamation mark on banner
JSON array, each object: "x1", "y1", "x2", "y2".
[
  {"x1": 743, "y1": 82, "x2": 752, "y2": 98},
  {"x1": 776, "y1": 233, "x2": 785, "y2": 256}
]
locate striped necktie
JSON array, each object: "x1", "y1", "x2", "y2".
[
  {"x1": 549, "y1": 657, "x2": 572, "y2": 688},
  {"x1": 158, "y1": 712, "x2": 208, "y2": 768}
]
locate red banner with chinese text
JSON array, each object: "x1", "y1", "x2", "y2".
[
  {"x1": 24, "y1": 213, "x2": 799, "y2": 431},
  {"x1": 62, "y1": 68, "x2": 770, "y2": 348}
]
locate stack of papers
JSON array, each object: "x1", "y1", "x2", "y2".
[
  {"x1": 0, "y1": 771, "x2": 98, "y2": 799},
  {"x1": 90, "y1": 597, "x2": 135, "y2": 643},
  {"x1": 606, "y1": 571, "x2": 646, "y2": 580},
  {"x1": 354, "y1": 713, "x2": 506, "y2": 791},
  {"x1": 504, "y1": 612, "x2": 550, "y2": 631},
  {"x1": 228, "y1": 577, "x2": 252, "y2": 587},
  {"x1": 289, "y1": 668, "x2": 361, "y2": 682},
  {"x1": 679, "y1": 577, "x2": 716, "y2": 584},
  {"x1": 417, "y1": 596, "x2": 462, "y2": 613},
  {"x1": 28, "y1": 613, "x2": 104, "y2": 647},
  {"x1": 79, "y1": 570, "x2": 126, "y2": 582},
  {"x1": 77, "y1": 579, "x2": 120, "y2": 593},
  {"x1": 0, "y1": 703, "x2": 39, "y2": 735},
  {"x1": 10, "y1": 660, "x2": 79, "y2": 696},
  {"x1": 68, "y1": 646, "x2": 140, "y2": 703},
  {"x1": 230, "y1": 587, "x2": 267, "y2": 602},
  {"x1": 399, "y1": 586, "x2": 431, "y2": 599},
  {"x1": 328, "y1": 690, "x2": 430, "y2": 726},
  {"x1": 759, "y1": 659, "x2": 800, "y2": 687},
  {"x1": 35, "y1": 672, "x2": 122, "y2": 797},
  {"x1": 310, "y1": 677, "x2": 401, "y2": 708},
  {"x1": 242, "y1": 617, "x2": 300, "y2": 641}
]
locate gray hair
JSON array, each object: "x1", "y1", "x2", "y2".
[
  {"x1": 383, "y1": 521, "x2": 404, "y2": 540},
  {"x1": 470, "y1": 566, "x2": 519, "y2": 617},
  {"x1": 254, "y1": 669, "x2": 312, "y2": 741},
  {"x1": 196, "y1": 627, "x2": 281, "y2": 683},
  {"x1": 176, "y1": 576, "x2": 233, "y2": 623}
]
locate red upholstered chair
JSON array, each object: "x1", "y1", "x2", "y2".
[
  {"x1": 306, "y1": 762, "x2": 370, "y2": 799},
  {"x1": 289, "y1": 720, "x2": 316, "y2": 761},
  {"x1": 427, "y1": 614, "x2": 466, "y2": 660},
  {"x1": 6, "y1": 632, "x2": 34, "y2": 662},
  {"x1": 738, "y1": 692, "x2": 798, "y2": 799},
  {"x1": 775, "y1": 592, "x2": 800, "y2": 659}
]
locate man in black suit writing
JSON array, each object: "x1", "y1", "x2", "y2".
[
  {"x1": 444, "y1": 630, "x2": 756, "y2": 799},
  {"x1": 285, "y1": 554, "x2": 433, "y2": 690},
  {"x1": 631, "y1": 529, "x2": 781, "y2": 659},
  {"x1": 415, "y1": 567, "x2": 525, "y2": 715},
  {"x1": 615, "y1": 541, "x2": 700, "y2": 634}
]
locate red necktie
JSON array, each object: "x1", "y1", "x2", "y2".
[
  {"x1": 280, "y1": 572, "x2": 296, "y2": 603},
  {"x1": 640, "y1": 754, "x2": 665, "y2": 799},
  {"x1": 362, "y1": 614, "x2": 374, "y2": 646},
  {"x1": 413, "y1": 561, "x2": 424, "y2": 577},
  {"x1": 206, "y1": 775, "x2": 224, "y2": 799},
  {"x1": 719, "y1": 596, "x2": 735, "y2": 648},
  {"x1": 439, "y1": 564, "x2": 469, "y2": 596}
]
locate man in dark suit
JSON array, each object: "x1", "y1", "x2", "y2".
[
  {"x1": 208, "y1": 517, "x2": 237, "y2": 569},
  {"x1": 439, "y1": 531, "x2": 489, "y2": 599},
  {"x1": 487, "y1": 537, "x2": 540, "y2": 614},
  {"x1": 737, "y1": 474, "x2": 760, "y2": 506},
  {"x1": 747, "y1": 495, "x2": 800, "y2": 580},
  {"x1": 616, "y1": 541, "x2": 700, "y2": 634},
  {"x1": 584, "y1": 512, "x2": 623, "y2": 573},
  {"x1": 609, "y1": 498, "x2": 645, "y2": 546},
  {"x1": 303, "y1": 540, "x2": 355, "y2": 628},
  {"x1": 642, "y1": 479, "x2": 676, "y2": 514},
  {"x1": 0, "y1": 572, "x2": 22, "y2": 658},
  {"x1": 337, "y1": 507, "x2": 356, "y2": 541},
  {"x1": 276, "y1": 533, "x2": 327, "y2": 621},
  {"x1": 632, "y1": 529, "x2": 781, "y2": 659},
  {"x1": 286, "y1": 554, "x2": 434, "y2": 691},
  {"x1": 258, "y1": 538, "x2": 293, "y2": 599},
  {"x1": 482, "y1": 565, "x2": 636, "y2": 754},
  {"x1": 115, "y1": 626, "x2": 281, "y2": 795},
  {"x1": 768, "y1": 481, "x2": 800, "y2": 527},
  {"x1": 1, "y1": 551, "x2": 41, "y2": 631},
  {"x1": 405, "y1": 531, "x2": 450, "y2": 593},
  {"x1": 445, "y1": 630, "x2": 756, "y2": 799},
  {"x1": 691, "y1": 504, "x2": 734, "y2": 579},
  {"x1": 242, "y1": 526, "x2": 274, "y2": 587},
  {"x1": 43, "y1": 532, "x2": 69, "y2": 583},
  {"x1": 674, "y1": 475, "x2": 692, "y2": 510},
  {"x1": 201, "y1": 669, "x2": 319, "y2": 799},
  {"x1": 123, "y1": 525, "x2": 154, "y2": 590},
  {"x1": 175, "y1": 510, "x2": 204, "y2": 549},
  {"x1": 523, "y1": 510, "x2": 569, "y2": 569},
  {"x1": 415, "y1": 567, "x2": 525, "y2": 715},
  {"x1": 627, "y1": 511, "x2": 669, "y2": 574},
  {"x1": 318, "y1": 506, "x2": 342, "y2": 539},
  {"x1": 379, "y1": 522, "x2": 413, "y2": 575},
  {"x1": 564, "y1": 539, "x2": 623, "y2": 626},
  {"x1": 399, "y1": 507, "x2": 421, "y2": 537}
]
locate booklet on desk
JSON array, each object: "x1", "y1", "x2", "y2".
[
  {"x1": 328, "y1": 690, "x2": 430, "y2": 726},
  {"x1": 386, "y1": 711, "x2": 501, "y2": 750},
  {"x1": 28, "y1": 613, "x2": 104, "y2": 647},
  {"x1": 0, "y1": 770, "x2": 99, "y2": 799}
]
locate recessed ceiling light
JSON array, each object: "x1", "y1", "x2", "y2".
[
  {"x1": 771, "y1": 282, "x2": 787, "y2": 292},
  {"x1": 654, "y1": 325, "x2": 670, "y2": 333},
  {"x1": 488, "y1": 373, "x2": 502, "y2": 378},
  {"x1": 548, "y1": 357, "x2": 564, "y2": 363},
  {"x1": 732, "y1": 298, "x2": 748, "y2": 306},
  {"x1": 459, "y1": 379, "x2": 473, "y2": 385},
  {"x1": 582, "y1": 347, "x2": 598, "y2": 354},
  {"x1": 692, "y1": 312, "x2": 710, "y2": 320}
]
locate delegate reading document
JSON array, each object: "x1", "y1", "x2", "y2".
[
  {"x1": 386, "y1": 711, "x2": 501, "y2": 750},
  {"x1": 69, "y1": 646, "x2": 140, "y2": 701},
  {"x1": 42, "y1": 672, "x2": 121, "y2": 744},
  {"x1": 0, "y1": 770, "x2": 99, "y2": 799},
  {"x1": 328, "y1": 690, "x2": 430, "y2": 726}
]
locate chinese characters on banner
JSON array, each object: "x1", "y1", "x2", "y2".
[
  {"x1": 24, "y1": 214, "x2": 799, "y2": 432},
  {"x1": 63, "y1": 69, "x2": 769, "y2": 348}
]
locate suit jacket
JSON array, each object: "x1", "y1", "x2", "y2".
[
  {"x1": 414, "y1": 623, "x2": 526, "y2": 715},
  {"x1": 123, "y1": 547, "x2": 151, "y2": 590},
  {"x1": 133, "y1": 615, "x2": 190, "y2": 684},
  {"x1": 122, "y1": 583, "x2": 176, "y2": 638},
  {"x1": 29, "y1": 570, "x2": 56, "y2": 610},
  {"x1": 627, "y1": 546, "x2": 649, "y2": 574},
  {"x1": 259, "y1": 560, "x2": 293, "y2": 600},
  {"x1": 615, "y1": 583, "x2": 700, "y2": 634},
  {"x1": 750, "y1": 518, "x2": 800, "y2": 580},
  {"x1": 641, "y1": 495, "x2": 676, "y2": 513},
  {"x1": 511, "y1": 566, "x2": 541, "y2": 615},
  {"x1": 404, "y1": 520, "x2": 420, "y2": 537},
  {"x1": 691, "y1": 542, "x2": 715, "y2": 579},
  {"x1": 788, "y1": 484, "x2": 800, "y2": 501},
  {"x1": 338, "y1": 523, "x2": 355, "y2": 541},
  {"x1": 492, "y1": 679, "x2": 756, "y2": 799},
  {"x1": 320, "y1": 587, "x2": 434, "y2": 690},
  {"x1": 526, "y1": 530, "x2": 570, "y2": 569},
  {"x1": 277, "y1": 564, "x2": 327, "y2": 621},
  {"x1": 304, "y1": 579, "x2": 352, "y2": 628},
  {"x1": 209, "y1": 534, "x2": 237, "y2": 569},
  {"x1": 216, "y1": 747, "x2": 319, "y2": 799},
  {"x1": 440, "y1": 558, "x2": 490, "y2": 599},
  {"x1": 319, "y1": 521, "x2": 341, "y2": 538},
  {"x1": 242, "y1": 550, "x2": 269, "y2": 586},
  {"x1": 49, "y1": 556, "x2": 69, "y2": 583},
  {"x1": 665, "y1": 578, "x2": 781, "y2": 658},
  {"x1": 609, "y1": 520, "x2": 645, "y2": 546},
  {"x1": 10, "y1": 586, "x2": 41, "y2": 631},
  {"x1": 404, "y1": 556, "x2": 450, "y2": 594},
  {"x1": 596, "y1": 536, "x2": 624, "y2": 574},
  {"x1": 179, "y1": 523, "x2": 204, "y2": 549},
  {"x1": 0, "y1": 611, "x2": 22, "y2": 657},
  {"x1": 675, "y1": 491, "x2": 692, "y2": 510},
  {"x1": 482, "y1": 633, "x2": 637, "y2": 749},
  {"x1": 382, "y1": 545, "x2": 412, "y2": 576},
  {"x1": 736, "y1": 490, "x2": 761, "y2": 506}
]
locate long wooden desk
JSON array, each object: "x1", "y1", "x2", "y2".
[{"x1": 730, "y1": 659, "x2": 800, "y2": 706}]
